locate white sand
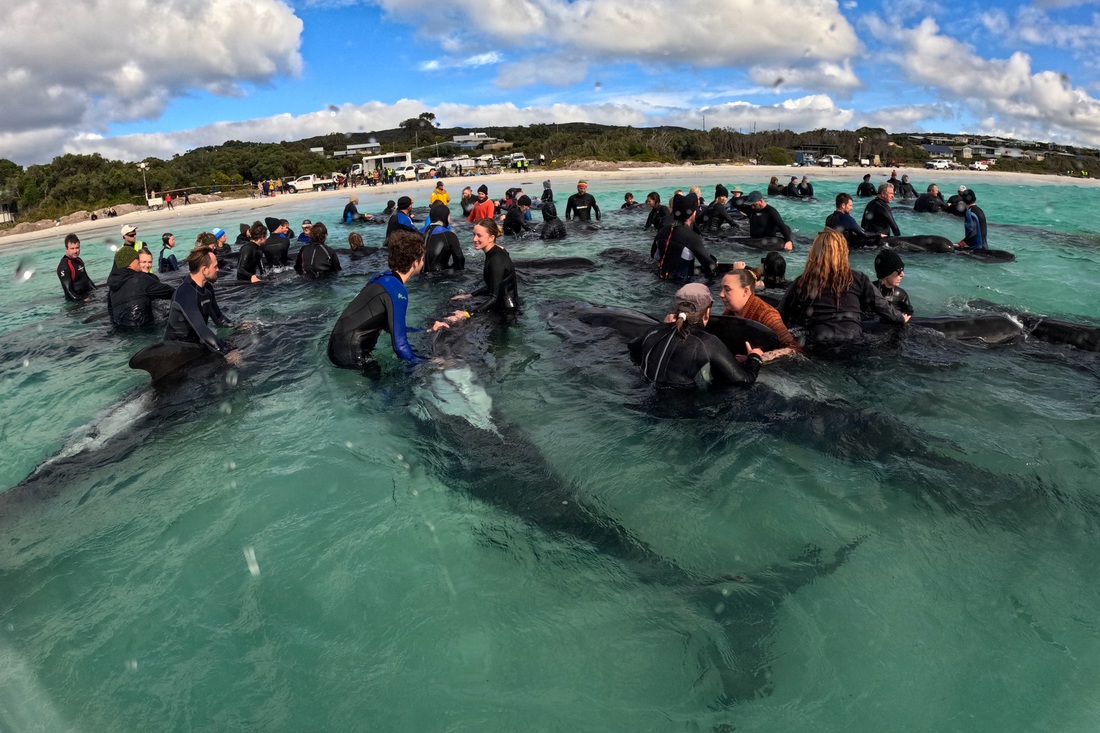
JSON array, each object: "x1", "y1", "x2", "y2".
[{"x1": 3, "y1": 163, "x2": 1094, "y2": 250}]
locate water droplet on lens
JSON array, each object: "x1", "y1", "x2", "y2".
[
  {"x1": 14, "y1": 258, "x2": 34, "y2": 282},
  {"x1": 22, "y1": 358, "x2": 29, "y2": 368},
  {"x1": 225, "y1": 460, "x2": 236, "y2": 472},
  {"x1": 1045, "y1": 204, "x2": 1054, "y2": 214},
  {"x1": 593, "y1": 81, "x2": 602, "y2": 90},
  {"x1": 425, "y1": 520, "x2": 436, "y2": 532},
  {"x1": 126, "y1": 659, "x2": 138, "y2": 671},
  {"x1": 396, "y1": 453, "x2": 404, "y2": 461},
  {"x1": 773, "y1": 77, "x2": 785, "y2": 91},
  {"x1": 219, "y1": 402, "x2": 232, "y2": 415},
  {"x1": 225, "y1": 369, "x2": 238, "y2": 388},
  {"x1": 243, "y1": 546, "x2": 260, "y2": 576},
  {"x1": 345, "y1": 441, "x2": 353, "y2": 449}
]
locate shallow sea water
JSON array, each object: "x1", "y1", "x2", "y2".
[{"x1": 2, "y1": 173, "x2": 1100, "y2": 732}]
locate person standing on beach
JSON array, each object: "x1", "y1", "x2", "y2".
[
  {"x1": 565, "y1": 180, "x2": 601, "y2": 222},
  {"x1": 57, "y1": 234, "x2": 96, "y2": 301}
]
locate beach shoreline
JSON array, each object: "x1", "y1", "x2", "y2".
[{"x1": 3, "y1": 163, "x2": 1095, "y2": 250}]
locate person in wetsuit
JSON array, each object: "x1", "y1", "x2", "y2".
[
  {"x1": 652, "y1": 193, "x2": 717, "y2": 281},
  {"x1": 628, "y1": 283, "x2": 764, "y2": 388},
  {"x1": 159, "y1": 233, "x2": 180, "y2": 273},
  {"x1": 539, "y1": 200, "x2": 567, "y2": 240},
  {"x1": 778, "y1": 228, "x2": 910, "y2": 344},
  {"x1": 861, "y1": 183, "x2": 901, "y2": 236},
  {"x1": 294, "y1": 222, "x2": 342, "y2": 278},
  {"x1": 956, "y1": 190, "x2": 986, "y2": 250},
  {"x1": 869, "y1": 249, "x2": 913, "y2": 315},
  {"x1": 856, "y1": 174, "x2": 877, "y2": 198},
  {"x1": 164, "y1": 246, "x2": 236, "y2": 359},
  {"x1": 914, "y1": 184, "x2": 947, "y2": 213},
  {"x1": 783, "y1": 176, "x2": 801, "y2": 197},
  {"x1": 565, "y1": 180, "x2": 601, "y2": 222},
  {"x1": 297, "y1": 220, "x2": 313, "y2": 244},
  {"x1": 421, "y1": 203, "x2": 466, "y2": 271},
  {"x1": 261, "y1": 218, "x2": 292, "y2": 266},
  {"x1": 236, "y1": 222, "x2": 265, "y2": 282},
  {"x1": 734, "y1": 191, "x2": 794, "y2": 250},
  {"x1": 643, "y1": 192, "x2": 672, "y2": 231},
  {"x1": 503, "y1": 195, "x2": 534, "y2": 236},
  {"x1": 760, "y1": 251, "x2": 789, "y2": 290},
  {"x1": 234, "y1": 223, "x2": 251, "y2": 248},
  {"x1": 621, "y1": 192, "x2": 642, "y2": 210},
  {"x1": 211, "y1": 228, "x2": 232, "y2": 256},
  {"x1": 798, "y1": 176, "x2": 814, "y2": 198},
  {"x1": 945, "y1": 185, "x2": 967, "y2": 216},
  {"x1": 895, "y1": 175, "x2": 917, "y2": 199},
  {"x1": 327, "y1": 231, "x2": 457, "y2": 368},
  {"x1": 107, "y1": 246, "x2": 174, "y2": 327},
  {"x1": 826, "y1": 192, "x2": 880, "y2": 248},
  {"x1": 386, "y1": 196, "x2": 418, "y2": 241},
  {"x1": 700, "y1": 184, "x2": 740, "y2": 233},
  {"x1": 343, "y1": 195, "x2": 364, "y2": 224},
  {"x1": 767, "y1": 176, "x2": 782, "y2": 196},
  {"x1": 57, "y1": 234, "x2": 96, "y2": 301},
  {"x1": 449, "y1": 218, "x2": 520, "y2": 317}
]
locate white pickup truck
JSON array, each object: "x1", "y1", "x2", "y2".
[
  {"x1": 925, "y1": 159, "x2": 951, "y2": 170},
  {"x1": 818, "y1": 154, "x2": 848, "y2": 167},
  {"x1": 287, "y1": 173, "x2": 341, "y2": 193}
]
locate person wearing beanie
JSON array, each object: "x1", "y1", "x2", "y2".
[
  {"x1": 825, "y1": 192, "x2": 880, "y2": 248},
  {"x1": 700, "y1": 185, "x2": 739, "y2": 233},
  {"x1": 159, "y1": 233, "x2": 180, "y2": 273},
  {"x1": 870, "y1": 249, "x2": 912, "y2": 315},
  {"x1": 422, "y1": 203, "x2": 465, "y2": 273},
  {"x1": 783, "y1": 176, "x2": 802, "y2": 198},
  {"x1": 945, "y1": 185, "x2": 968, "y2": 217},
  {"x1": 539, "y1": 199, "x2": 566, "y2": 240},
  {"x1": 211, "y1": 228, "x2": 231, "y2": 256},
  {"x1": 732, "y1": 192, "x2": 794, "y2": 251},
  {"x1": 956, "y1": 189, "x2": 986, "y2": 250},
  {"x1": 466, "y1": 184, "x2": 495, "y2": 223},
  {"x1": 429, "y1": 180, "x2": 450, "y2": 206},
  {"x1": 798, "y1": 175, "x2": 814, "y2": 198},
  {"x1": 502, "y1": 195, "x2": 534, "y2": 236},
  {"x1": 235, "y1": 223, "x2": 251, "y2": 246},
  {"x1": 652, "y1": 193, "x2": 717, "y2": 281},
  {"x1": 106, "y1": 244, "x2": 174, "y2": 328},
  {"x1": 857, "y1": 173, "x2": 877, "y2": 198},
  {"x1": 565, "y1": 180, "x2": 601, "y2": 222},
  {"x1": 57, "y1": 234, "x2": 96, "y2": 301},
  {"x1": 627, "y1": 282, "x2": 764, "y2": 388},
  {"x1": 386, "y1": 196, "x2": 418, "y2": 241}
]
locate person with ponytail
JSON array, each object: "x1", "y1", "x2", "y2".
[
  {"x1": 628, "y1": 283, "x2": 763, "y2": 388},
  {"x1": 778, "y1": 228, "x2": 909, "y2": 345}
]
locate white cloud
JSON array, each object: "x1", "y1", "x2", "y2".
[
  {"x1": 697, "y1": 95, "x2": 855, "y2": 131},
  {"x1": 0, "y1": 0, "x2": 302, "y2": 145},
  {"x1": 748, "y1": 60, "x2": 862, "y2": 94},
  {"x1": 418, "y1": 52, "x2": 503, "y2": 72},
  {"x1": 867, "y1": 16, "x2": 1100, "y2": 146},
  {"x1": 857, "y1": 103, "x2": 954, "y2": 131}
]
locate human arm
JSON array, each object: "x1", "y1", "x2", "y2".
[
  {"x1": 381, "y1": 279, "x2": 425, "y2": 363},
  {"x1": 709, "y1": 341, "x2": 763, "y2": 386},
  {"x1": 591, "y1": 196, "x2": 601, "y2": 221},
  {"x1": 858, "y1": 274, "x2": 909, "y2": 324},
  {"x1": 564, "y1": 195, "x2": 575, "y2": 220}
]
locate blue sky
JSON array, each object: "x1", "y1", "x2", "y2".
[{"x1": 3, "y1": 0, "x2": 1099, "y2": 165}]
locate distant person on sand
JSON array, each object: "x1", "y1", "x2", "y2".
[
  {"x1": 57, "y1": 234, "x2": 95, "y2": 301},
  {"x1": 565, "y1": 180, "x2": 600, "y2": 222}
]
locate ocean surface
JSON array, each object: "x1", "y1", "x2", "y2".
[{"x1": 2, "y1": 173, "x2": 1100, "y2": 732}]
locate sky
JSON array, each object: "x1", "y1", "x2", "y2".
[{"x1": 3, "y1": 0, "x2": 1100, "y2": 166}]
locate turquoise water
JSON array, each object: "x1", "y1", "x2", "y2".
[{"x1": 2, "y1": 175, "x2": 1100, "y2": 731}]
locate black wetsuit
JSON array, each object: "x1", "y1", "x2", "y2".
[
  {"x1": 799, "y1": 182, "x2": 815, "y2": 197},
  {"x1": 861, "y1": 197, "x2": 901, "y2": 236},
  {"x1": 261, "y1": 234, "x2": 291, "y2": 267},
  {"x1": 294, "y1": 242, "x2": 343, "y2": 278},
  {"x1": 767, "y1": 183, "x2": 783, "y2": 196},
  {"x1": 164, "y1": 277, "x2": 231, "y2": 354},
  {"x1": 328, "y1": 271, "x2": 425, "y2": 367},
  {"x1": 736, "y1": 204, "x2": 794, "y2": 241},
  {"x1": 913, "y1": 193, "x2": 947, "y2": 213},
  {"x1": 57, "y1": 255, "x2": 95, "y2": 301},
  {"x1": 945, "y1": 195, "x2": 966, "y2": 216},
  {"x1": 471, "y1": 245, "x2": 520, "y2": 314},
  {"x1": 870, "y1": 280, "x2": 913, "y2": 316},
  {"x1": 106, "y1": 267, "x2": 174, "y2": 327},
  {"x1": 159, "y1": 246, "x2": 179, "y2": 273},
  {"x1": 895, "y1": 181, "x2": 917, "y2": 198},
  {"x1": 856, "y1": 181, "x2": 877, "y2": 197},
  {"x1": 628, "y1": 323, "x2": 762, "y2": 388},
  {"x1": 236, "y1": 241, "x2": 265, "y2": 281},
  {"x1": 652, "y1": 223, "x2": 716, "y2": 281},
  {"x1": 385, "y1": 211, "x2": 418, "y2": 239},
  {"x1": 539, "y1": 202, "x2": 566, "y2": 240},
  {"x1": 783, "y1": 182, "x2": 801, "y2": 197},
  {"x1": 778, "y1": 270, "x2": 906, "y2": 343},
  {"x1": 423, "y1": 225, "x2": 465, "y2": 271},
  {"x1": 502, "y1": 206, "x2": 533, "y2": 236},
  {"x1": 644, "y1": 205, "x2": 672, "y2": 231},
  {"x1": 343, "y1": 201, "x2": 361, "y2": 223},
  {"x1": 824, "y1": 210, "x2": 874, "y2": 247},
  {"x1": 700, "y1": 201, "x2": 740, "y2": 233},
  {"x1": 565, "y1": 192, "x2": 600, "y2": 222}
]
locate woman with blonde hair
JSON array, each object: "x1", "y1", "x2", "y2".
[{"x1": 778, "y1": 229, "x2": 909, "y2": 344}]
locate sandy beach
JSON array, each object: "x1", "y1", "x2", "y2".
[{"x1": 3, "y1": 163, "x2": 1095, "y2": 250}]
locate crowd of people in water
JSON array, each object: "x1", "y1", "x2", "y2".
[{"x1": 54, "y1": 171, "x2": 1015, "y2": 389}]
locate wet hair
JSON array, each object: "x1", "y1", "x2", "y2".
[
  {"x1": 308, "y1": 222, "x2": 328, "y2": 245},
  {"x1": 646, "y1": 192, "x2": 661, "y2": 205},
  {"x1": 877, "y1": 182, "x2": 894, "y2": 196},
  {"x1": 762, "y1": 251, "x2": 787, "y2": 281},
  {"x1": 835, "y1": 192, "x2": 852, "y2": 208},
  {"x1": 185, "y1": 246, "x2": 216, "y2": 274},
  {"x1": 162, "y1": 232, "x2": 173, "y2": 245},
  {"x1": 796, "y1": 229, "x2": 853, "y2": 303},
  {"x1": 387, "y1": 230, "x2": 425, "y2": 273},
  {"x1": 348, "y1": 232, "x2": 364, "y2": 250},
  {"x1": 64, "y1": 233, "x2": 80, "y2": 246},
  {"x1": 196, "y1": 232, "x2": 218, "y2": 247},
  {"x1": 624, "y1": 192, "x2": 634, "y2": 201},
  {"x1": 475, "y1": 217, "x2": 501, "y2": 239},
  {"x1": 249, "y1": 221, "x2": 267, "y2": 241}
]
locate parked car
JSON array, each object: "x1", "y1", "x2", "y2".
[
  {"x1": 286, "y1": 174, "x2": 335, "y2": 193},
  {"x1": 925, "y1": 159, "x2": 951, "y2": 170},
  {"x1": 818, "y1": 154, "x2": 848, "y2": 167},
  {"x1": 395, "y1": 165, "x2": 420, "y2": 182},
  {"x1": 969, "y1": 161, "x2": 990, "y2": 171}
]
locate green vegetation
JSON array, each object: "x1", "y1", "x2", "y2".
[{"x1": 1, "y1": 122, "x2": 1096, "y2": 228}]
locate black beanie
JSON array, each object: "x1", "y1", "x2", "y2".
[
  {"x1": 715, "y1": 183, "x2": 729, "y2": 199},
  {"x1": 875, "y1": 249, "x2": 905, "y2": 280},
  {"x1": 671, "y1": 192, "x2": 699, "y2": 222},
  {"x1": 517, "y1": 195, "x2": 532, "y2": 207},
  {"x1": 429, "y1": 201, "x2": 450, "y2": 226},
  {"x1": 477, "y1": 184, "x2": 489, "y2": 195}
]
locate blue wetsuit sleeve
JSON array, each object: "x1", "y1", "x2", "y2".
[
  {"x1": 380, "y1": 276, "x2": 425, "y2": 363},
  {"x1": 963, "y1": 210, "x2": 984, "y2": 249}
]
